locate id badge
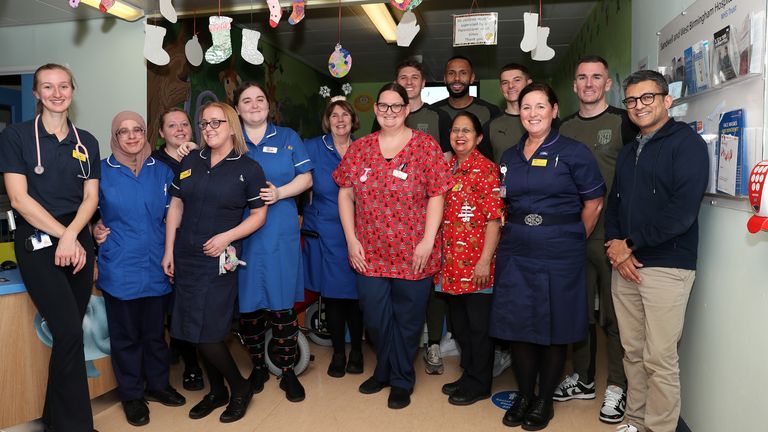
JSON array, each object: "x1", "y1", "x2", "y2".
[
  {"x1": 392, "y1": 169, "x2": 408, "y2": 180},
  {"x1": 499, "y1": 185, "x2": 507, "y2": 198},
  {"x1": 25, "y1": 232, "x2": 53, "y2": 252}
]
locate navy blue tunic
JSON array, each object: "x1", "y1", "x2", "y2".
[
  {"x1": 490, "y1": 130, "x2": 605, "y2": 345},
  {"x1": 169, "y1": 148, "x2": 266, "y2": 343}
]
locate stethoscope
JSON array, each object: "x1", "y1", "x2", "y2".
[{"x1": 33, "y1": 114, "x2": 90, "y2": 179}]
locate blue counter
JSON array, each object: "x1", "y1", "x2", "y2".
[{"x1": 0, "y1": 268, "x2": 25, "y2": 295}]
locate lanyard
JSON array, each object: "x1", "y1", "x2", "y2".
[{"x1": 33, "y1": 114, "x2": 90, "y2": 178}]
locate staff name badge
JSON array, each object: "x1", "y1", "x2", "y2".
[
  {"x1": 532, "y1": 158, "x2": 548, "y2": 167},
  {"x1": 263, "y1": 146, "x2": 278, "y2": 154},
  {"x1": 72, "y1": 149, "x2": 87, "y2": 161},
  {"x1": 393, "y1": 169, "x2": 408, "y2": 180},
  {"x1": 180, "y1": 169, "x2": 192, "y2": 179}
]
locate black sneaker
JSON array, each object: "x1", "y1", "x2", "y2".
[
  {"x1": 122, "y1": 399, "x2": 149, "y2": 426},
  {"x1": 346, "y1": 350, "x2": 364, "y2": 374},
  {"x1": 146, "y1": 386, "x2": 186, "y2": 407},
  {"x1": 279, "y1": 369, "x2": 306, "y2": 402},
  {"x1": 327, "y1": 353, "x2": 346, "y2": 378}
]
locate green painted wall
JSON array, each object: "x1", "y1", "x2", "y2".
[{"x1": 550, "y1": 0, "x2": 633, "y2": 116}]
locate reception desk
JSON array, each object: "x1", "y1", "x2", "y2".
[{"x1": 0, "y1": 268, "x2": 117, "y2": 428}]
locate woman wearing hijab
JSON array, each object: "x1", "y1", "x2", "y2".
[{"x1": 97, "y1": 111, "x2": 185, "y2": 426}]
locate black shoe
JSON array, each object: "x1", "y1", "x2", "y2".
[
  {"x1": 188, "y1": 392, "x2": 228, "y2": 420},
  {"x1": 387, "y1": 386, "x2": 412, "y2": 409},
  {"x1": 448, "y1": 387, "x2": 490, "y2": 406},
  {"x1": 248, "y1": 367, "x2": 270, "y2": 394},
  {"x1": 441, "y1": 377, "x2": 465, "y2": 396},
  {"x1": 146, "y1": 386, "x2": 186, "y2": 407},
  {"x1": 522, "y1": 397, "x2": 554, "y2": 431},
  {"x1": 279, "y1": 369, "x2": 306, "y2": 402},
  {"x1": 346, "y1": 350, "x2": 364, "y2": 374},
  {"x1": 358, "y1": 376, "x2": 389, "y2": 394},
  {"x1": 183, "y1": 368, "x2": 205, "y2": 391},
  {"x1": 502, "y1": 393, "x2": 530, "y2": 427},
  {"x1": 122, "y1": 399, "x2": 149, "y2": 427},
  {"x1": 219, "y1": 385, "x2": 253, "y2": 423},
  {"x1": 327, "y1": 352, "x2": 347, "y2": 378}
]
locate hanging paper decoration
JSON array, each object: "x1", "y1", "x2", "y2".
[
  {"x1": 328, "y1": 44, "x2": 352, "y2": 78},
  {"x1": 531, "y1": 26, "x2": 554, "y2": 61},
  {"x1": 205, "y1": 16, "x2": 233, "y2": 64},
  {"x1": 288, "y1": 0, "x2": 306, "y2": 25},
  {"x1": 144, "y1": 23, "x2": 170, "y2": 66},
  {"x1": 390, "y1": 0, "x2": 423, "y2": 11},
  {"x1": 342, "y1": 83, "x2": 352, "y2": 95},
  {"x1": 242, "y1": 29, "x2": 265, "y2": 65},
  {"x1": 185, "y1": 35, "x2": 203, "y2": 66},
  {"x1": 520, "y1": 12, "x2": 538, "y2": 52},
  {"x1": 160, "y1": 0, "x2": 178, "y2": 23},
  {"x1": 69, "y1": 0, "x2": 80, "y2": 7},
  {"x1": 99, "y1": 0, "x2": 114, "y2": 13},
  {"x1": 319, "y1": 86, "x2": 332, "y2": 98},
  {"x1": 396, "y1": 10, "x2": 420, "y2": 47},
  {"x1": 266, "y1": 0, "x2": 282, "y2": 28},
  {"x1": 521, "y1": 1, "x2": 555, "y2": 62}
]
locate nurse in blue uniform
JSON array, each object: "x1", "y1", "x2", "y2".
[
  {"x1": 302, "y1": 98, "x2": 364, "y2": 378},
  {"x1": 97, "y1": 111, "x2": 185, "y2": 427},
  {"x1": 163, "y1": 102, "x2": 267, "y2": 423},
  {"x1": 490, "y1": 83, "x2": 605, "y2": 430},
  {"x1": 233, "y1": 82, "x2": 313, "y2": 402}
]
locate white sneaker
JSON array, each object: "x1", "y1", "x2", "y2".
[
  {"x1": 424, "y1": 344, "x2": 444, "y2": 374},
  {"x1": 492, "y1": 348, "x2": 512, "y2": 377},
  {"x1": 439, "y1": 332, "x2": 460, "y2": 357},
  {"x1": 600, "y1": 385, "x2": 627, "y2": 423},
  {"x1": 552, "y1": 373, "x2": 596, "y2": 401},
  {"x1": 615, "y1": 424, "x2": 638, "y2": 432}
]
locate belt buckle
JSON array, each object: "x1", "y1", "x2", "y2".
[{"x1": 524, "y1": 213, "x2": 543, "y2": 226}]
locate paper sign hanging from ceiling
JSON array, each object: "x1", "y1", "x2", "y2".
[{"x1": 453, "y1": 13, "x2": 498, "y2": 47}]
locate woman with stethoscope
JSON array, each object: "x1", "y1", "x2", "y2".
[{"x1": 0, "y1": 63, "x2": 101, "y2": 432}]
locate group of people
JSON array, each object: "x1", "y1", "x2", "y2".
[{"x1": 0, "y1": 52, "x2": 708, "y2": 432}]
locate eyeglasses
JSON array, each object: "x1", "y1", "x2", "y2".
[
  {"x1": 199, "y1": 119, "x2": 227, "y2": 130},
  {"x1": 115, "y1": 127, "x2": 146, "y2": 138},
  {"x1": 375, "y1": 103, "x2": 406, "y2": 113},
  {"x1": 450, "y1": 127, "x2": 475, "y2": 135},
  {"x1": 621, "y1": 92, "x2": 667, "y2": 109}
]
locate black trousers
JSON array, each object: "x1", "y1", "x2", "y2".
[
  {"x1": 102, "y1": 292, "x2": 170, "y2": 401},
  {"x1": 447, "y1": 292, "x2": 494, "y2": 394},
  {"x1": 14, "y1": 217, "x2": 94, "y2": 432}
]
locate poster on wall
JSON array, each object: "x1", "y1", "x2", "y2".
[{"x1": 453, "y1": 13, "x2": 498, "y2": 46}]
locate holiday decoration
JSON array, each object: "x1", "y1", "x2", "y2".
[
  {"x1": 342, "y1": 83, "x2": 353, "y2": 95},
  {"x1": 69, "y1": 0, "x2": 80, "y2": 8},
  {"x1": 160, "y1": 0, "x2": 177, "y2": 23},
  {"x1": 390, "y1": 0, "x2": 423, "y2": 11},
  {"x1": 319, "y1": 86, "x2": 332, "y2": 98},
  {"x1": 266, "y1": 0, "x2": 282, "y2": 28},
  {"x1": 396, "y1": 11, "x2": 421, "y2": 47},
  {"x1": 99, "y1": 0, "x2": 114, "y2": 13},
  {"x1": 520, "y1": 12, "x2": 538, "y2": 52},
  {"x1": 144, "y1": 23, "x2": 170, "y2": 66},
  {"x1": 205, "y1": 16, "x2": 233, "y2": 64},
  {"x1": 747, "y1": 160, "x2": 768, "y2": 233},
  {"x1": 185, "y1": 34, "x2": 204, "y2": 66},
  {"x1": 242, "y1": 28, "x2": 265, "y2": 65},
  {"x1": 288, "y1": 0, "x2": 306, "y2": 25},
  {"x1": 328, "y1": 43, "x2": 352, "y2": 78},
  {"x1": 531, "y1": 26, "x2": 554, "y2": 61}
]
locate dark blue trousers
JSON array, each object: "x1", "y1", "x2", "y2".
[
  {"x1": 357, "y1": 275, "x2": 431, "y2": 390},
  {"x1": 102, "y1": 292, "x2": 170, "y2": 401}
]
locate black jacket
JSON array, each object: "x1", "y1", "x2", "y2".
[{"x1": 605, "y1": 118, "x2": 709, "y2": 270}]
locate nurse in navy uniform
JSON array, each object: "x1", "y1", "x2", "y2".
[
  {"x1": 491, "y1": 83, "x2": 605, "y2": 430},
  {"x1": 162, "y1": 102, "x2": 267, "y2": 423}
]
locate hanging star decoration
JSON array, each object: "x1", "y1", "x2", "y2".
[{"x1": 319, "y1": 86, "x2": 332, "y2": 98}]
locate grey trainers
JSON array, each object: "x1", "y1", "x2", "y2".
[
  {"x1": 600, "y1": 385, "x2": 627, "y2": 423},
  {"x1": 552, "y1": 373, "x2": 596, "y2": 401},
  {"x1": 492, "y1": 347, "x2": 512, "y2": 377},
  {"x1": 424, "y1": 343, "x2": 444, "y2": 375}
]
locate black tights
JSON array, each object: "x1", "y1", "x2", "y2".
[
  {"x1": 197, "y1": 341, "x2": 248, "y2": 397},
  {"x1": 323, "y1": 298, "x2": 364, "y2": 355},
  {"x1": 510, "y1": 342, "x2": 567, "y2": 400}
]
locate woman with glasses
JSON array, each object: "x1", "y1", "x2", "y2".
[
  {"x1": 437, "y1": 111, "x2": 504, "y2": 407},
  {"x1": 333, "y1": 83, "x2": 453, "y2": 409},
  {"x1": 163, "y1": 102, "x2": 267, "y2": 423},
  {"x1": 97, "y1": 111, "x2": 185, "y2": 426},
  {"x1": 491, "y1": 83, "x2": 605, "y2": 430},
  {"x1": 302, "y1": 98, "x2": 365, "y2": 378},
  {"x1": 0, "y1": 63, "x2": 100, "y2": 432}
]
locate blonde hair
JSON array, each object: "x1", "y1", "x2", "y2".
[
  {"x1": 199, "y1": 102, "x2": 248, "y2": 156},
  {"x1": 33, "y1": 63, "x2": 76, "y2": 115}
]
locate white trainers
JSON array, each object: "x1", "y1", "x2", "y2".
[
  {"x1": 552, "y1": 373, "x2": 596, "y2": 401},
  {"x1": 615, "y1": 424, "x2": 638, "y2": 432},
  {"x1": 439, "y1": 332, "x2": 460, "y2": 357},
  {"x1": 424, "y1": 344, "x2": 444, "y2": 375},
  {"x1": 492, "y1": 348, "x2": 512, "y2": 377},
  {"x1": 600, "y1": 385, "x2": 627, "y2": 423}
]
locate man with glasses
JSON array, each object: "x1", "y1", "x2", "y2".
[
  {"x1": 605, "y1": 70, "x2": 708, "y2": 432},
  {"x1": 555, "y1": 56, "x2": 637, "y2": 424}
]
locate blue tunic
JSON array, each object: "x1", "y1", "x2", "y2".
[
  {"x1": 239, "y1": 123, "x2": 314, "y2": 312},
  {"x1": 301, "y1": 135, "x2": 357, "y2": 299},
  {"x1": 97, "y1": 156, "x2": 174, "y2": 300},
  {"x1": 490, "y1": 130, "x2": 605, "y2": 345}
]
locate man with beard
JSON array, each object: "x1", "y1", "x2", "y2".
[
  {"x1": 485, "y1": 63, "x2": 532, "y2": 163},
  {"x1": 433, "y1": 56, "x2": 499, "y2": 159}
]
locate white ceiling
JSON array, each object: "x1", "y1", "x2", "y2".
[{"x1": 0, "y1": 0, "x2": 598, "y2": 81}]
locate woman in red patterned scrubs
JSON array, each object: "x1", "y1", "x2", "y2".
[
  {"x1": 437, "y1": 111, "x2": 503, "y2": 407},
  {"x1": 333, "y1": 83, "x2": 453, "y2": 410}
]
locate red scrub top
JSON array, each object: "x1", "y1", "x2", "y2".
[{"x1": 333, "y1": 130, "x2": 453, "y2": 280}]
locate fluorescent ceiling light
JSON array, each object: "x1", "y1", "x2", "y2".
[
  {"x1": 362, "y1": 4, "x2": 397, "y2": 43},
  {"x1": 79, "y1": 0, "x2": 144, "y2": 22}
]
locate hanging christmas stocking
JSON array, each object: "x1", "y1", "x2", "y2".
[
  {"x1": 288, "y1": 0, "x2": 305, "y2": 25},
  {"x1": 266, "y1": 0, "x2": 282, "y2": 28},
  {"x1": 99, "y1": 0, "x2": 114, "y2": 13},
  {"x1": 531, "y1": 26, "x2": 555, "y2": 61},
  {"x1": 205, "y1": 16, "x2": 233, "y2": 65},
  {"x1": 144, "y1": 23, "x2": 170, "y2": 66},
  {"x1": 242, "y1": 29, "x2": 265, "y2": 65},
  {"x1": 160, "y1": 0, "x2": 177, "y2": 23},
  {"x1": 519, "y1": 12, "x2": 538, "y2": 52}
]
